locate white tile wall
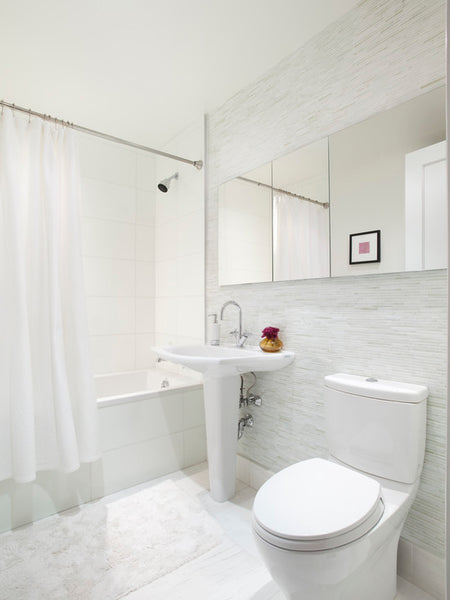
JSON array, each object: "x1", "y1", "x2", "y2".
[
  {"x1": 83, "y1": 257, "x2": 135, "y2": 297},
  {"x1": 206, "y1": 0, "x2": 446, "y2": 596},
  {"x1": 154, "y1": 120, "x2": 205, "y2": 347},
  {"x1": 89, "y1": 334, "x2": 136, "y2": 374},
  {"x1": 82, "y1": 179, "x2": 136, "y2": 222},
  {"x1": 78, "y1": 132, "x2": 157, "y2": 374}
]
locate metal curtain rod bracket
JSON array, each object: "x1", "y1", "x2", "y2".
[
  {"x1": 0, "y1": 100, "x2": 203, "y2": 170},
  {"x1": 237, "y1": 176, "x2": 329, "y2": 208}
]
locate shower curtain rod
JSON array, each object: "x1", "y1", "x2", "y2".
[
  {"x1": 238, "y1": 176, "x2": 329, "y2": 208},
  {"x1": 0, "y1": 100, "x2": 204, "y2": 170}
]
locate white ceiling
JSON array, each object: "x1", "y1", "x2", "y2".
[{"x1": 1, "y1": 0, "x2": 360, "y2": 148}]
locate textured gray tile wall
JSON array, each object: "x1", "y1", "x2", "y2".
[{"x1": 206, "y1": 0, "x2": 447, "y2": 558}]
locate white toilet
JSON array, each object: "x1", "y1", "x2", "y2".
[{"x1": 252, "y1": 373, "x2": 428, "y2": 600}]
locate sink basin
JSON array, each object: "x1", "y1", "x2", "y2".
[
  {"x1": 152, "y1": 343, "x2": 295, "y2": 502},
  {"x1": 152, "y1": 344, "x2": 294, "y2": 377}
]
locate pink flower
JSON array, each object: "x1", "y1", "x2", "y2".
[{"x1": 261, "y1": 326, "x2": 280, "y2": 340}]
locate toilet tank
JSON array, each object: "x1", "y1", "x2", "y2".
[{"x1": 324, "y1": 374, "x2": 428, "y2": 484}]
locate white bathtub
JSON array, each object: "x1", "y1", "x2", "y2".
[
  {"x1": 95, "y1": 367, "x2": 203, "y2": 407},
  {"x1": 94, "y1": 367, "x2": 206, "y2": 497}
]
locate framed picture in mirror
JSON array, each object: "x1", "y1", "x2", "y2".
[{"x1": 349, "y1": 230, "x2": 381, "y2": 264}]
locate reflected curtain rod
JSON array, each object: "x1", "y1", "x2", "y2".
[
  {"x1": 0, "y1": 100, "x2": 203, "y2": 170},
  {"x1": 237, "y1": 176, "x2": 329, "y2": 208}
]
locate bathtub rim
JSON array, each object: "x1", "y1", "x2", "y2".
[{"x1": 95, "y1": 368, "x2": 203, "y2": 409}]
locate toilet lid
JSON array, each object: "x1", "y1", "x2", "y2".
[{"x1": 253, "y1": 458, "x2": 384, "y2": 551}]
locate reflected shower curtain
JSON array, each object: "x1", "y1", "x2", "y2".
[
  {"x1": 0, "y1": 107, "x2": 100, "y2": 482},
  {"x1": 273, "y1": 194, "x2": 329, "y2": 280}
]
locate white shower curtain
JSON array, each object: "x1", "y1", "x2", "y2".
[
  {"x1": 273, "y1": 193, "x2": 330, "y2": 280},
  {"x1": 0, "y1": 107, "x2": 100, "y2": 483}
]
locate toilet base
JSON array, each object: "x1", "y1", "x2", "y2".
[{"x1": 255, "y1": 529, "x2": 400, "y2": 600}]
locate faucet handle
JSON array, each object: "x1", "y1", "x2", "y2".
[
  {"x1": 237, "y1": 332, "x2": 249, "y2": 347},
  {"x1": 229, "y1": 328, "x2": 239, "y2": 344}
]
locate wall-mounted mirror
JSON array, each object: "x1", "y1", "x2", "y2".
[
  {"x1": 329, "y1": 87, "x2": 446, "y2": 277},
  {"x1": 272, "y1": 137, "x2": 329, "y2": 281},
  {"x1": 219, "y1": 162, "x2": 272, "y2": 285},
  {"x1": 218, "y1": 86, "x2": 446, "y2": 286}
]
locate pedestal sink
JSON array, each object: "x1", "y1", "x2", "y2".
[{"x1": 152, "y1": 344, "x2": 295, "y2": 501}]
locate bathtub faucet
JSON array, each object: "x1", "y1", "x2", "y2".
[{"x1": 220, "y1": 300, "x2": 248, "y2": 347}]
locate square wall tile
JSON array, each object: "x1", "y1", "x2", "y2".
[
  {"x1": 89, "y1": 334, "x2": 135, "y2": 374},
  {"x1": 177, "y1": 210, "x2": 204, "y2": 257},
  {"x1": 83, "y1": 257, "x2": 135, "y2": 297},
  {"x1": 136, "y1": 298, "x2": 155, "y2": 333},
  {"x1": 81, "y1": 178, "x2": 135, "y2": 223},
  {"x1": 136, "y1": 261, "x2": 155, "y2": 297},
  {"x1": 86, "y1": 297, "x2": 135, "y2": 336},
  {"x1": 155, "y1": 259, "x2": 178, "y2": 298},
  {"x1": 82, "y1": 218, "x2": 135, "y2": 260},
  {"x1": 137, "y1": 153, "x2": 156, "y2": 191},
  {"x1": 411, "y1": 545, "x2": 445, "y2": 600},
  {"x1": 155, "y1": 187, "x2": 178, "y2": 226},
  {"x1": 78, "y1": 134, "x2": 136, "y2": 187},
  {"x1": 177, "y1": 174, "x2": 204, "y2": 218},
  {"x1": 136, "y1": 190, "x2": 156, "y2": 225},
  {"x1": 135, "y1": 334, "x2": 157, "y2": 369},
  {"x1": 236, "y1": 455, "x2": 251, "y2": 485},
  {"x1": 398, "y1": 538, "x2": 413, "y2": 582},
  {"x1": 174, "y1": 335, "x2": 204, "y2": 346},
  {"x1": 136, "y1": 225, "x2": 155, "y2": 261},
  {"x1": 177, "y1": 296, "x2": 204, "y2": 339},
  {"x1": 177, "y1": 254, "x2": 204, "y2": 296},
  {"x1": 249, "y1": 462, "x2": 274, "y2": 490},
  {"x1": 154, "y1": 332, "x2": 178, "y2": 347},
  {"x1": 155, "y1": 222, "x2": 177, "y2": 261},
  {"x1": 155, "y1": 298, "x2": 178, "y2": 336}
]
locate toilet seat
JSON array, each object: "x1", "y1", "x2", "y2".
[{"x1": 252, "y1": 458, "x2": 384, "y2": 551}]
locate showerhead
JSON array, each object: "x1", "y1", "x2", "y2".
[{"x1": 157, "y1": 172, "x2": 179, "y2": 193}]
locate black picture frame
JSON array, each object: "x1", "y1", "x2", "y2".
[{"x1": 349, "y1": 230, "x2": 381, "y2": 264}]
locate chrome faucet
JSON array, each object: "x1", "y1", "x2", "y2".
[{"x1": 220, "y1": 300, "x2": 248, "y2": 346}]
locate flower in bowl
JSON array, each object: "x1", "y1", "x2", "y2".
[{"x1": 261, "y1": 326, "x2": 280, "y2": 340}]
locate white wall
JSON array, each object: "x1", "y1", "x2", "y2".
[
  {"x1": 206, "y1": 0, "x2": 446, "y2": 597},
  {"x1": 154, "y1": 120, "x2": 205, "y2": 348},
  {"x1": 79, "y1": 133, "x2": 157, "y2": 373}
]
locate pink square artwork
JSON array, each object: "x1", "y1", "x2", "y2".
[{"x1": 359, "y1": 241, "x2": 370, "y2": 254}]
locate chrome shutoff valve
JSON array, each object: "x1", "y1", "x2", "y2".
[
  {"x1": 247, "y1": 393, "x2": 262, "y2": 407},
  {"x1": 238, "y1": 414, "x2": 254, "y2": 439}
]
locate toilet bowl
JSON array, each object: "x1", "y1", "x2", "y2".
[{"x1": 252, "y1": 374, "x2": 427, "y2": 600}]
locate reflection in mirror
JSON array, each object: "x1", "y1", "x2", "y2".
[
  {"x1": 218, "y1": 86, "x2": 446, "y2": 287},
  {"x1": 218, "y1": 162, "x2": 272, "y2": 285},
  {"x1": 329, "y1": 86, "x2": 446, "y2": 277},
  {"x1": 272, "y1": 138, "x2": 330, "y2": 281}
]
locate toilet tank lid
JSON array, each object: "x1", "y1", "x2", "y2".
[{"x1": 324, "y1": 373, "x2": 428, "y2": 403}]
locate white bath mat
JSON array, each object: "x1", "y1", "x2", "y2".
[{"x1": 0, "y1": 480, "x2": 223, "y2": 599}]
